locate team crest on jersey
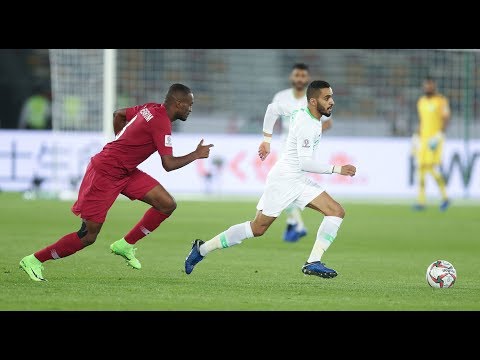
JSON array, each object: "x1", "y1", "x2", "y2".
[
  {"x1": 165, "y1": 135, "x2": 172, "y2": 147},
  {"x1": 140, "y1": 108, "x2": 154, "y2": 122},
  {"x1": 302, "y1": 139, "x2": 310, "y2": 148}
]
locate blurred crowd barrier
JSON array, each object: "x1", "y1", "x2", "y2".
[{"x1": 1, "y1": 130, "x2": 479, "y2": 198}]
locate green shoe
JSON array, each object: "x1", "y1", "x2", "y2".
[
  {"x1": 110, "y1": 239, "x2": 141, "y2": 269},
  {"x1": 19, "y1": 254, "x2": 46, "y2": 281}
]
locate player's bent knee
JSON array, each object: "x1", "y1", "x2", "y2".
[
  {"x1": 153, "y1": 197, "x2": 177, "y2": 214},
  {"x1": 82, "y1": 233, "x2": 98, "y2": 246},
  {"x1": 162, "y1": 198, "x2": 177, "y2": 214},
  {"x1": 329, "y1": 204, "x2": 345, "y2": 218},
  {"x1": 167, "y1": 198, "x2": 177, "y2": 213}
]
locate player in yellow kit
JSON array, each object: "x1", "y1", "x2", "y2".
[{"x1": 412, "y1": 77, "x2": 450, "y2": 211}]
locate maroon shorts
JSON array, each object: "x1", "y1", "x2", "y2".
[{"x1": 71, "y1": 162, "x2": 159, "y2": 223}]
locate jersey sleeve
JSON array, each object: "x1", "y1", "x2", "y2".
[
  {"x1": 296, "y1": 116, "x2": 316, "y2": 158},
  {"x1": 125, "y1": 105, "x2": 142, "y2": 122},
  {"x1": 150, "y1": 112, "x2": 173, "y2": 156},
  {"x1": 263, "y1": 101, "x2": 293, "y2": 134}
]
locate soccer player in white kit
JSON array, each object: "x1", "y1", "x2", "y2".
[
  {"x1": 185, "y1": 80, "x2": 356, "y2": 278},
  {"x1": 271, "y1": 63, "x2": 332, "y2": 242}
]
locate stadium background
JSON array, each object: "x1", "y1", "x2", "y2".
[
  {"x1": 0, "y1": 49, "x2": 479, "y2": 310},
  {"x1": 1, "y1": 49, "x2": 479, "y2": 199}
]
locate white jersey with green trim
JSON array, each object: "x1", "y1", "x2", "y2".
[
  {"x1": 272, "y1": 88, "x2": 308, "y2": 132},
  {"x1": 269, "y1": 106, "x2": 323, "y2": 181}
]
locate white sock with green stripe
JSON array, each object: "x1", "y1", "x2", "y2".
[
  {"x1": 199, "y1": 221, "x2": 254, "y2": 256},
  {"x1": 307, "y1": 216, "x2": 343, "y2": 263}
]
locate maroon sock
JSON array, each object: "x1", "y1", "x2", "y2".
[
  {"x1": 124, "y1": 208, "x2": 170, "y2": 244},
  {"x1": 34, "y1": 232, "x2": 85, "y2": 263}
]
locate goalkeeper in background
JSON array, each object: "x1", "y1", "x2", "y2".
[{"x1": 412, "y1": 77, "x2": 450, "y2": 211}]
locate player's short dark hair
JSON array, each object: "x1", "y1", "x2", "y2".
[
  {"x1": 424, "y1": 76, "x2": 435, "y2": 82},
  {"x1": 292, "y1": 63, "x2": 309, "y2": 71},
  {"x1": 165, "y1": 83, "x2": 192, "y2": 102},
  {"x1": 306, "y1": 80, "x2": 331, "y2": 100}
]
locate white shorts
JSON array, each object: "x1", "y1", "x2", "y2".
[{"x1": 256, "y1": 175, "x2": 325, "y2": 217}]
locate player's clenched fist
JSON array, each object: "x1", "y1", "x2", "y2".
[
  {"x1": 340, "y1": 164, "x2": 356, "y2": 177},
  {"x1": 195, "y1": 139, "x2": 214, "y2": 159},
  {"x1": 258, "y1": 142, "x2": 270, "y2": 161}
]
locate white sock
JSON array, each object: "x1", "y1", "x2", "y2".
[
  {"x1": 291, "y1": 207, "x2": 306, "y2": 231},
  {"x1": 200, "y1": 221, "x2": 254, "y2": 256},
  {"x1": 307, "y1": 216, "x2": 343, "y2": 263},
  {"x1": 285, "y1": 204, "x2": 297, "y2": 225}
]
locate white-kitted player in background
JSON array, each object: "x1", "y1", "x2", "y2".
[
  {"x1": 271, "y1": 63, "x2": 332, "y2": 242},
  {"x1": 185, "y1": 80, "x2": 355, "y2": 278}
]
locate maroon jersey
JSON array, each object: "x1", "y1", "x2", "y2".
[{"x1": 91, "y1": 103, "x2": 173, "y2": 179}]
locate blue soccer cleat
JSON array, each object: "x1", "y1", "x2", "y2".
[
  {"x1": 440, "y1": 199, "x2": 450, "y2": 212},
  {"x1": 296, "y1": 228, "x2": 307, "y2": 239},
  {"x1": 283, "y1": 224, "x2": 300, "y2": 242},
  {"x1": 302, "y1": 261, "x2": 338, "y2": 278},
  {"x1": 185, "y1": 239, "x2": 205, "y2": 274}
]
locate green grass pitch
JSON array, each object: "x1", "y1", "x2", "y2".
[{"x1": 1, "y1": 192, "x2": 479, "y2": 310}]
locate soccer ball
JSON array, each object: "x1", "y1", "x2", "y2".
[{"x1": 426, "y1": 260, "x2": 457, "y2": 288}]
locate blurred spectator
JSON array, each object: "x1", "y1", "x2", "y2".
[
  {"x1": 63, "y1": 95, "x2": 84, "y2": 130},
  {"x1": 18, "y1": 84, "x2": 52, "y2": 130}
]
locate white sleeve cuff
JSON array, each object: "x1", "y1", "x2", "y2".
[{"x1": 333, "y1": 165, "x2": 342, "y2": 174}]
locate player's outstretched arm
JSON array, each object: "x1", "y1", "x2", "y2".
[
  {"x1": 160, "y1": 139, "x2": 214, "y2": 172},
  {"x1": 113, "y1": 108, "x2": 128, "y2": 136},
  {"x1": 299, "y1": 156, "x2": 356, "y2": 176}
]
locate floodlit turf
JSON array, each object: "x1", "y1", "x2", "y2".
[{"x1": 1, "y1": 192, "x2": 479, "y2": 310}]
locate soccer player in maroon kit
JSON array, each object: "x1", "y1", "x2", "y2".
[{"x1": 19, "y1": 83, "x2": 213, "y2": 281}]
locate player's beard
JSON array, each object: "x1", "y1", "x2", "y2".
[
  {"x1": 318, "y1": 104, "x2": 333, "y2": 117},
  {"x1": 177, "y1": 112, "x2": 190, "y2": 121}
]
